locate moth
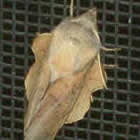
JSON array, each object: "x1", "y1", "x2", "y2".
[{"x1": 24, "y1": 8, "x2": 107, "y2": 140}]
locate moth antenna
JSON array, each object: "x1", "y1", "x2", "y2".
[
  {"x1": 70, "y1": 0, "x2": 74, "y2": 17},
  {"x1": 101, "y1": 46, "x2": 121, "y2": 52}
]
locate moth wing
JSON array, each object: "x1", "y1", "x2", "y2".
[
  {"x1": 24, "y1": 66, "x2": 88, "y2": 140},
  {"x1": 24, "y1": 33, "x2": 52, "y2": 129},
  {"x1": 65, "y1": 55, "x2": 107, "y2": 124},
  {"x1": 25, "y1": 33, "x2": 52, "y2": 100}
]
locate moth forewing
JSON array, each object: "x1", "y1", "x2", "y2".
[
  {"x1": 65, "y1": 54, "x2": 107, "y2": 124},
  {"x1": 24, "y1": 33, "x2": 52, "y2": 130}
]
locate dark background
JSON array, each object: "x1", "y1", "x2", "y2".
[{"x1": 0, "y1": 0, "x2": 140, "y2": 140}]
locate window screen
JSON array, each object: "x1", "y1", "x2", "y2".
[{"x1": 0, "y1": 0, "x2": 140, "y2": 140}]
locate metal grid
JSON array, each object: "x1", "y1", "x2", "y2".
[{"x1": 0, "y1": 0, "x2": 140, "y2": 140}]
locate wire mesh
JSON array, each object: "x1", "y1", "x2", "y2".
[{"x1": 0, "y1": 0, "x2": 140, "y2": 140}]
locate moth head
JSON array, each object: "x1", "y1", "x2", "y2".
[
  {"x1": 71, "y1": 8, "x2": 98, "y2": 33},
  {"x1": 81, "y1": 7, "x2": 97, "y2": 23}
]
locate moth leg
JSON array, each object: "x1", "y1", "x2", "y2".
[
  {"x1": 101, "y1": 46, "x2": 121, "y2": 51},
  {"x1": 104, "y1": 64, "x2": 119, "y2": 68}
]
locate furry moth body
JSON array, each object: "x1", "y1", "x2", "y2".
[{"x1": 24, "y1": 8, "x2": 107, "y2": 140}]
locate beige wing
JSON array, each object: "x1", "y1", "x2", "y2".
[
  {"x1": 65, "y1": 54, "x2": 107, "y2": 123},
  {"x1": 24, "y1": 33, "x2": 52, "y2": 129},
  {"x1": 25, "y1": 33, "x2": 52, "y2": 100},
  {"x1": 24, "y1": 63, "x2": 90, "y2": 140}
]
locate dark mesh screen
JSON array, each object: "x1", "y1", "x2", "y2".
[{"x1": 0, "y1": 0, "x2": 140, "y2": 140}]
